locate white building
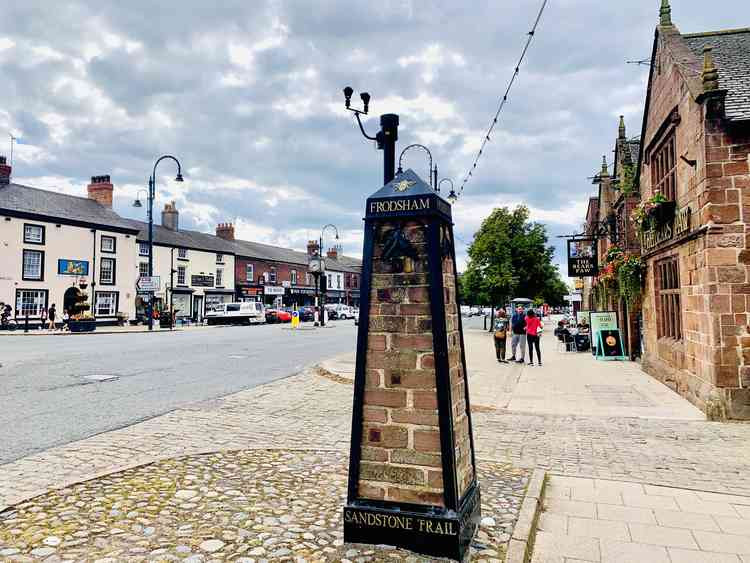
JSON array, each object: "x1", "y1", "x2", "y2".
[
  {"x1": 129, "y1": 202, "x2": 236, "y2": 321},
  {"x1": 0, "y1": 163, "x2": 139, "y2": 325}
]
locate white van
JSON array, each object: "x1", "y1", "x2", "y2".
[
  {"x1": 326, "y1": 303, "x2": 355, "y2": 320},
  {"x1": 206, "y1": 302, "x2": 265, "y2": 325}
]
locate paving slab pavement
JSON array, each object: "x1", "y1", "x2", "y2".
[{"x1": 533, "y1": 474, "x2": 750, "y2": 562}]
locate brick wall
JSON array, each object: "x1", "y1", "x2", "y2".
[
  {"x1": 639, "y1": 27, "x2": 750, "y2": 419},
  {"x1": 234, "y1": 257, "x2": 309, "y2": 287}
]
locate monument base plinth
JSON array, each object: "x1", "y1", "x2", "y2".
[{"x1": 344, "y1": 484, "x2": 480, "y2": 561}]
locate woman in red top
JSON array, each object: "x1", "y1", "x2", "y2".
[{"x1": 525, "y1": 309, "x2": 543, "y2": 366}]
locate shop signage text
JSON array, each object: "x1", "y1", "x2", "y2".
[
  {"x1": 191, "y1": 275, "x2": 215, "y2": 287},
  {"x1": 641, "y1": 206, "x2": 691, "y2": 252},
  {"x1": 567, "y1": 239, "x2": 598, "y2": 277},
  {"x1": 264, "y1": 286, "x2": 285, "y2": 295}
]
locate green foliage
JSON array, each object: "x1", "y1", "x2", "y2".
[
  {"x1": 619, "y1": 163, "x2": 636, "y2": 196},
  {"x1": 617, "y1": 255, "x2": 644, "y2": 304},
  {"x1": 69, "y1": 288, "x2": 91, "y2": 318},
  {"x1": 460, "y1": 205, "x2": 569, "y2": 308}
]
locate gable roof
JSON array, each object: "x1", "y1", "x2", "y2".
[
  {"x1": 683, "y1": 28, "x2": 750, "y2": 121},
  {"x1": 0, "y1": 182, "x2": 140, "y2": 233},
  {"x1": 127, "y1": 219, "x2": 236, "y2": 253}
]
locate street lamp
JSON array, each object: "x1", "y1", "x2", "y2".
[
  {"x1": 343, "y1": 86, "x2": 399, "y2": 185},
  {"x1": 440, "y1": 178, "x2": 458, "y2": 204},
  {"x1": 132, "y1": 154, "x2": 184, "y2": 331},
  {"x1": 316, "y1": 223, "x2": 339, "y2": 327},
  {"x1": 397, "y1": 144, "x2": 437, "y2": 190}
]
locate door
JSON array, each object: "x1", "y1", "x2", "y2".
[{"x1": 193, "y1": 296, "x2": 203, "y2": 322}]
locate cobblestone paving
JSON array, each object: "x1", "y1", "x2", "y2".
[
  {"x1": 1, "y1": 369, "x2": 750, "y2": 514},
  {"x1": 0, "y1": 450, "x2": 528, "y2": 562}
]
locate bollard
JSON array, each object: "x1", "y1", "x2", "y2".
[{"x1": 24, "y1": 313, "x2": 29, "y2": 333}]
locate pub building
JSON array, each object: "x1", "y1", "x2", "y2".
[{"x1": 635, "y1": 1, "x2": 750, "y2": 419}]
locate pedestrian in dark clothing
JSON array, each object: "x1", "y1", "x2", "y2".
[
  {"x1": 510, "y1": 305, "x2": 526, "y2": 362},
  {"x1": 525, "y1": 309, "x2": 543, "y2": 366},
  {"x1": 48, "y1": 304, "x2": 57, "y2": 330},
  {"x1": 493, "y1": 310, "x2": 509, "y2": 363}
]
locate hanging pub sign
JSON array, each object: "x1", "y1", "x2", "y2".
[
  {"x1": 58, "y1": 259, "x2": 89, "y2": 276},
  {"x1": 567, "y1": 238, "x2": 598, "y2": 277}
]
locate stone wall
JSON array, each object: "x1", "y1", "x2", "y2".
[{"x1": 640, "y1": 27, "x2": 750, "y2": 419}]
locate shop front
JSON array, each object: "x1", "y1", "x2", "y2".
[
  {"x1": 204, "y1": 289, "x2": 234, "y2": 313},
  {"x1": 347, "y1": 289, "x2": 361, "y2": 308},
  {"x1": 325, "y1": 289, "x2": 345, "y2": 305},
  {"x1": 263, "y1": 285, "x2": 285, "y2": 307},
  {"x1": 236, "y1": 285, "x2": 263, "y2": 302},
  {"x1": 287, "y1": 286, "x2": 316, "y2": 306}
]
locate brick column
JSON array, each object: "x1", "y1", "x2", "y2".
[{"x1": 344, "y1": 169, "x2": 480, "y2": 560}]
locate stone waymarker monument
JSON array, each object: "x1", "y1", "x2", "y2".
[{"x1": 344, "y1": 169, "x2": 480, "y2": 560}]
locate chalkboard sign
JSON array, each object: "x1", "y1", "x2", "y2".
[{"x1": 595, "y1": 329, "x2": 627, "y2": 361}]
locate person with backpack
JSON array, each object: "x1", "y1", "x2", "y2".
[
  {"x1": 525, "y1": 309, "x2": 544, "y2": 366},
  {"x1": 510, "y1": 305, "x2": 527, "y2": 363},
  {"x1": 493, "y1": 309, "x2": 509, "y2": 363}
]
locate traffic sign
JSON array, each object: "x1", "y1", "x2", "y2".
[{"x1": 136, "y1": 276, "x2": 161, "y2": 292}]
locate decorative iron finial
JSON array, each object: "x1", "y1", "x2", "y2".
[
  {"x1": 701, "y1": 45, "x2": 719, "y2": 92},
  {"x1": 659, "y1": 0, "x2": 672, "y2": 26},
  {"x1": 618, "y1": 115, "x2": 626, "y2": 140}
]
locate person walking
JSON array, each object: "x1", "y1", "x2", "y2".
[
  {"x1": 493, "y1": 309, "x2": 509, "y2": 363},
  {"x1": 48, "y1": 303, "x2": 57, "y2": 330},
  {"x1": 525, "y1": 309, "x2": 543, "y2": 366},
  {"x1": 510, "y1": 305, "x2": 527, "y2": 363},
  {"x1": 39, "y1": 307, "x2": 48, "y2": 330}
]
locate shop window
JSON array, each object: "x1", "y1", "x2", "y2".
[
  {"x1": 22, "y1": 249, "x2": 44, "y2": 280},
  {"x1": 172, "y1": 293, "x2": 191, "y2": 317},
  {"x1": 100, "y1": 257, "x2": 116, "y2": 285},
  {"x1": 15, "y1": 289, "x2": 47, "y2": 317},
  {"x1": 246, "y1": 263, "x2": 254, "y2": 282},
  {"x1": 23, "y1": 224, "x2": 45, "y2": 244},
  {"x1": 650, "y1": 133, "x2": 677, "y2": 201},
  {"x1": 657, "y1": 257, "x2": 681, "y2": 340},
  {"x1": 101, "y1": 235, "x2": 116, "y2": 253},
  {"x1": 177, "y1": 266, "x2": 187, "y2": 286},
  {"x1": 95, "y1": 291, "x2": 118, "y2": 316}
]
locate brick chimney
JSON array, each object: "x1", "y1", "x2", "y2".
[
  {"x1": 307, "y1": 240, "x2": 320, "y2": 256},
  {"x1": 216, "y1": 222, "x2": 235, "y2": 240},
  {"x1": 87, "y1": 175, "x2": 114, "y2": 207},
  {"x1": 162, "y1": 201, "x2": 179, "y2": 231},
  {"x1": 0, "y1": 156, "x2": 10, "y2": 185},
  {"x1": 327, "y1": 245, "x2": 340, "y2": 259}
]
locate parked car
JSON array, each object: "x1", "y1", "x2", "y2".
[
  {"x1": 327, "y1": 303, "x2": 356, "y2": 320},
  {"x1": 297, "y1": 306, "x2": 315, "y2": 322},
  {"x1": 266, "y1": 308, "x2": 292, "y2": 323},
  {"x1": 206, "y1": 302, "x2": 265, "y2": 325}
]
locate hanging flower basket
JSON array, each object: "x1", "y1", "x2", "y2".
[
  {"x1": 632, "y1": 191, "x2": 674, "y2": 234},
  {"x1": 648, "y1": 200, "x2": 677, "y2": 225}
]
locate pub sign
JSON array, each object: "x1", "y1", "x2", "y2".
[
  {"x1": 567, "y1": 238, "x2": 598, "y2": 277},
  {"x1": 58, "y1": 259, "x2": 89, "y2": 276}
]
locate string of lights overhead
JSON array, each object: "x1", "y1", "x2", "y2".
[{"x1": 456, "y1": 0, "x2": 549, "y2": 201}]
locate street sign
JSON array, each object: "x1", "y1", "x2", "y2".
[
  {"x1": 564, "y1": 294, "x2": 582, "y2": 302},
  {"x1": 136, "y1": 276, "x2": 161, "y2": 292},
  {"x1": 264, "y1": 286, "x2": 285, "y2": 295}
]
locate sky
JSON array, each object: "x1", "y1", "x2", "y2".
[{"x1": 1, "y1": 0, "x2": 749, "y2": 278}]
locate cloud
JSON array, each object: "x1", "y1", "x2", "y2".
[{"x1": 1, "y1": 0, "x2": 748, "y2": 274}]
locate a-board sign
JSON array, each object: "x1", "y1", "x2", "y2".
[
  {"x1": 590, "y1": 311, "x2": 618, "y2": 355},
  {"x1": 595, "y1": 329, "x2": 627, "y2": 361}
]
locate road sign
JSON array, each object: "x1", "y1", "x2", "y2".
[
  {"x1": 136, "y1": 276, "x2": 161, "y2": 292},
  {"x1": 291, "y1": 309, "x2": 300, "y2": 329}
]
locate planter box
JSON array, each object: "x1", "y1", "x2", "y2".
[
  {"x1": 648, "y1": 201, "x2": 677, "y2": 225},
  {"x1": 69, "y1": 319, "x2": 96, "y2": 333}
]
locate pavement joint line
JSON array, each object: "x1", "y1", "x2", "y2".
[{"x1": 543, "y1": 471, "x2": 750, "y2": 499}]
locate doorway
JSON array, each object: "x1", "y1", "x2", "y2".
[
  {"x1": 63, "y1": 286, "x2": 81, "y2": 315},
  {"x1": 193, "y1": 295, "x2": 203, "y2": 322}
]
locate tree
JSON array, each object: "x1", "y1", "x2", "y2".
[{"x1": 461, "y1": 206, "x2": 569, "y2": 307}]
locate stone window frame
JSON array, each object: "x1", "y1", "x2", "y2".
[
  {"x1": 645, "y1": 108, "x2": 681, "y2": 202},
  {"x1": 655, "y1": 255, "x2": 682, "y2": 340}
]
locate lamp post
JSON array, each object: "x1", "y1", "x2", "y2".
[
  {"x1": 319, "y1": 223, "x2": 339, "y2": 327},
  {"x1": 343, "y1": 87, "x2": 399, "y2": 185},
  {"x1": 397, "y1": 144, "x2": 437, "y2": 190},
  {"x1": 439, "y1": 178, "x2": 458, "y2": 204},
  {"x1": 133, "y1": 155, "x2": 184, "y2": 331}
]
